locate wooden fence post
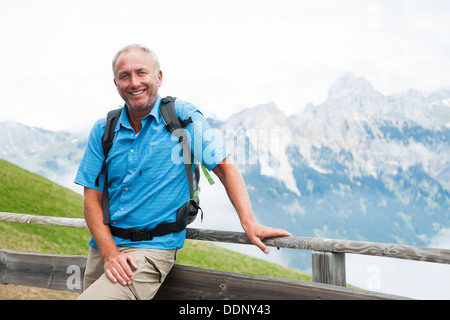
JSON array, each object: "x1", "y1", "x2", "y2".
[{"x1": 312, "y1": 251, "x2": 346, "y2": 287}]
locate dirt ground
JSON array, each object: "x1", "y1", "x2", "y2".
[{"x1": 0, "y1": 284, "x2": 79, "y2": 300}]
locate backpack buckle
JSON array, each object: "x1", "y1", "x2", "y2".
[{"x1": 131, "y1": 229, "x2": 153, "y2": 241}]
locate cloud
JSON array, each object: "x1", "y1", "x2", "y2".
[{"x1": 1, "y1": 0, "x2": 450, "y2": 132}]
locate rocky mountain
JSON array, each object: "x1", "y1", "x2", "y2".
[
  {"x1": 1, "y1": 72, "x2": 449, "y2": 270},
  {"x1": 212, "y1": 72, "x2": 450, "y2": 253},
  {"x1": 0, "y1": 122, "x2": 87, "y2": 191}
]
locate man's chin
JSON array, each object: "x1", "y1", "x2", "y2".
[{"x1": 127, "y1": 101, "x2": 151, "y2": 112}]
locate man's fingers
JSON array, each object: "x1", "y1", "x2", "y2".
[
  {"x1": 247, "y1": 225, "x2": 292, "y2": 254},
  {"x1": 105, "y1": 269, "x2": 117, "y2": 283},
  {"x1": 121, "y1": 257, "x2": 134, "y2": 277},
  {"x1": 249, "y1": 235, "x2": 270, "y2": 254},
  {"x1": 265, "y1": 227, "x2": 292, "y2": 238},
  {"x1": 104, "y1": 252, "x2": 137, "y2": 285},
  {"x1": 107, "y1": 265, "x2": 129, "y2": 286},
  {"x1": 105, "y1": 268, "x2": 128, "y2": 286},
  {"x1": 127, "y1": 254, "x2": 138, "y2": 270}
]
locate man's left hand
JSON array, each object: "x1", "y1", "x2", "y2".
[{"x1": 244, "y1": 222, "x2": 292, "y2": 254}]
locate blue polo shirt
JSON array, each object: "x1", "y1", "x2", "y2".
[{"x1": 75, "y1": 95, "x2": 229, "y2": 249}]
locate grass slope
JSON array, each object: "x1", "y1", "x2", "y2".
[
  {"x1": 0, "y1": 159, "x2": 89, "y2": 255},
  {"x1": 0, "y1": 159, "x2": 310, "y2": 299}
]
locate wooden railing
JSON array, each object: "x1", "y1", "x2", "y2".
[{"x1": 2, "y1": 211, "x2": 450, "y2": 299}]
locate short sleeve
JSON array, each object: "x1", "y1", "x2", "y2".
[
  {"x1": 74, "y1": 119, "x2": 107, "y2": 191},
  {"x1": 176, "y1": 100, "x2": 230, "y2": 171}
]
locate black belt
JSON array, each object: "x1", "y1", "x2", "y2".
[
  {"x1": 109, "y1": 219, "x2": 187, "y2": 242},
  {"x1": 108, "y1": 203, "x2": 191, "y2": 242}
]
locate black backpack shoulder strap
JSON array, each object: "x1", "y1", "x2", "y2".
[
  {"x1": 95, "y1": 107, "x2": 122, "y2": 225},
  {"x1": 95, "y1": 107, "x2": 122, "y2": 187},
  {"x1": 160, "y1": 96, "x2": 193, "y2": 130},
  {"x1": 159, "y1": 97, "x2": 195, "y2": 200},
  {"x1": 102, "y1": 108, "x2": 123, "y2": 157},
  {"x1": 160, "y1": 96, "x2": 182, "y2": 130}
]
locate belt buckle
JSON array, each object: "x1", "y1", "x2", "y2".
[{"x1": 131, "y1": 229, "x2": 152, "y2": 241}]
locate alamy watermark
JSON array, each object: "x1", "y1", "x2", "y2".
[
  {"x1": 366, "y1": 264, "x2": 382, "y2": 290},
  {"x1": 66, "y1": 264, "x2": 82, "y2": 291},
  {"x1": 366, "y1": 4, "x2": 382, "y2": 30}
]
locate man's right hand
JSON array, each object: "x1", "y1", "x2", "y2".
[
  {"x1": 103, "y1": 250, "x2": 138, "y2": 286},
  {"x1": 83, "y1": 187, "x2": 139, "y2": 286}
]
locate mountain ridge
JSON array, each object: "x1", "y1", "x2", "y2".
[{"x1": 210, "y1": 72, "x2": 450, "y2": 254}]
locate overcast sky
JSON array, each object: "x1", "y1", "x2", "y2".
[{"x1": 1, "y1": 0, "x2": 450, "y2": 132}]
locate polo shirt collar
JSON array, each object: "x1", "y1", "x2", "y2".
[
  {"x1": 148, "y1": 95, "x2": 162, "y2": 124},
  {"x1": 116, "y1": 95, "x2": 162, "y2": 132}
]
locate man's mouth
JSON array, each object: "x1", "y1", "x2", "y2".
[{"x1": 129, "y1": 89, "x2": 145, "y2": 96}]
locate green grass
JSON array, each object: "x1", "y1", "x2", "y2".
[
  {"x1": 0, "y1": 159, "x2": 89, "y2": 255},
  {"x1": 0, "y1": 159, "x2": 310, "y2": 281}
]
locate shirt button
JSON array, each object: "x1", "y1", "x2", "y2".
[
  {"x1": 124, "y1": 187, "x2": 129, "y2": 191},
  {"x1": 129, "y1": 170, "x2": 134, "y2": 174},
  {"x1": 130, "y1": 149, "x2": 134, "y2": 153}
]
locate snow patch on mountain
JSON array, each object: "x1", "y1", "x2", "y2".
[{"x1": 218, "y1": 102, "x2": 301, "y2": 196}]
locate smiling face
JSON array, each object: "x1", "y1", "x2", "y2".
[{"x1": 113, "y1": 48, "x2": 162, "y2": 113}]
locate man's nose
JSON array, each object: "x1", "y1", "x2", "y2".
[{"x1": 130, "y1": 74, "x2": 140, "y2": 87}]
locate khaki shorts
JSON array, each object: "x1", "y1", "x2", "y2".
[{"x1": 78, "y1": 246, "x2": 177, "y2": 300}]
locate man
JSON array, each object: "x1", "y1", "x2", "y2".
[{"x1": 75, "y1": 44, "x2": 291, "y2": 300}]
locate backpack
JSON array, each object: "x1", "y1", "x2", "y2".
[{"x1": 94, "y1": 96, "x2": 213, "y2": 241}]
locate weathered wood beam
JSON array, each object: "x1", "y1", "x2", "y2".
[
  {"x1": 2, "y1": 212, "x2": 450, "y2": 264},
  {"x1": 186, "y1": 228, "x2": 450, "y2": 264},
  {"x1": 312, "y1": 251, "x2": 346, "y2": 287},
  {"x1": 0, "y1": 249, "x2": 87, "y2": 293},
  {"x1": 0, "y1": 211, "x2": 87, "y2": 229},
  {"x1": 1, "y1": 249, "x2": 408, "y2": 299},
  {"x1": 155, "y1": 264, "x2": 406, "y2": 300}
]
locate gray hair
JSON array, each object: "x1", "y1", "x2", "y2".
[{"x1": 112, "y1": 44, "x2": 160, "y2": 77}]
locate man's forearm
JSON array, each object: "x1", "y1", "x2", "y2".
[
  {"x1": 83, "y1": 188, "x2": 119, "y2": 260},
  {"x1": 83, "y1": 187, "x2": 137, "y2": 285},
  {"x1": 211, "y1": 157, "x2": 256, "y2": 230},
  {"x1": 212, "y1": 156, "x2": 292, "y2": 253}
]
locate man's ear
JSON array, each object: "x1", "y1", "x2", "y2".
[
  {"x1": 113, "y1": 78, "x2": 120, "y2": 93},
  {"x1": 158, "y1": 70, "x2": 163, "y2": 87}
]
